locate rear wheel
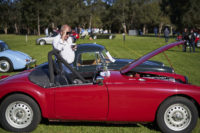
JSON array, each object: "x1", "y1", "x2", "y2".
[
  {"x1": 0, "y1": 94, "x2": 41, "y2": 132},
  {"x1": 39, "y1": 40, "x2": 46, "y2": 45},
  {"x1": 156, "y1": 96, "x2": 198, "y2": 133},
  {"x1": 0, "y1": 58, "x2": 13, "y2": 72}
]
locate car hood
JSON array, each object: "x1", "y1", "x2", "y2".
[
  {"x1": 5, "y1": 50, "x2": 32, "y2": 60},
  {"x1": 114, "y1": 58, "x2": 163, "y2": 66},
  {"x1": 120, "y1": 41, "x2": 185, "y2": 74}
]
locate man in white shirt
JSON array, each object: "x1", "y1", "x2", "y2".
[{"x1": 53, "y1": 24, "x2": 76, "y2": 72}]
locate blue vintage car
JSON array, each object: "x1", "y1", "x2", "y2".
[{"x1": 0, "y1": 40, "x2": 36, "y2": 72}]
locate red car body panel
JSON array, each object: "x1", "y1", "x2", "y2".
[
  {"x1": 104, "y1": 71, "x2": 177, "y2": 122},
  {"x1": 0, "y1": 70, "x2": 55, "y2": 119},
  {"x1": 53, "y1": 84, "x2": 108, "y2": 120}
]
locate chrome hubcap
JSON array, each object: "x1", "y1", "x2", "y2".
[
  {"x1": 0, "y1": 60, "x2": 9, "y2": 72},
  {"x1": 5, "y1": 101, "x2": 33, "y2": 129},
  {"x1": 164, "y1": 103, "x2": 191, "y2": 131},
  {"x1": 40, "y1": 41, "x2": 45, "y2": 45}
]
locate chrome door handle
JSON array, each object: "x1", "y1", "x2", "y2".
[{"x1": 138, "y1": 78, "x2": 146, "y2": 81}]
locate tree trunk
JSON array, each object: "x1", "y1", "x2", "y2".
[
  {"x1": 34, "y1": 29, "x2": 37, "y2": 35},
  {"x1": 4, "y1": 26, "x2": 8, "y2": 34},
  {"x1": 122, "y1": 23, "x2": 127, "y2": 34},
  {"x1": 170, "y1": 26, "x2": 173, "y2": 36},
  {"x1": 14, "y1": 23, "x2": 19, "y2": 34},
  {"x1": 159, "y1": 22, "x2": 163, "y2": 36},
  {"x1": 37, "y1": 11, "x2": 40, "y2": 36},
  {"x1": 27, "y1": 27, "x2": 30, "y2": 35},
  {"x1": 89, "y1": 15, "x2": 92, "y2": 29},
  {"x1": 51, "y1": 22, "x2": 55, "y2": 29},
  {"x1": 143, "y1": 24, "x2": 146, "y2": 35}
]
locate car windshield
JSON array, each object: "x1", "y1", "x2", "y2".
[
  {"x1": 0, "y1": 42, "x2": 9, "y2": 52},
  {"x1": 101, "y1": 49, "x2": 115, "y2": 63},
  {"x1": 50, "y1": 32, "x2": 58, "y2": 37}
]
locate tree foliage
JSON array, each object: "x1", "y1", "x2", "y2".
[
  {"x1": 0, "y1": 0, "x2": 199, "y2": 34},
  {"x1": 161, "y1": 0, "x2": 200, "y2": 30}
]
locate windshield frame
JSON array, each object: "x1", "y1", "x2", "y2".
[{"x1": 101, "y1": 49, "x2": 115, "y2": 63}]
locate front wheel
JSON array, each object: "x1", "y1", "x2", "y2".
[
  {"x1": 0, "y1": 58, "x2": 13, "y2": 72},
  {"x1": 0, "y1": 94, "x2": 41, "y2": 132},
  {"x1": 156, "y1": 96, "x2": 198, "y2": 133}
]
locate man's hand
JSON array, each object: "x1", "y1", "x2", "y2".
[
  {"x1": 71, "y1": 45, "x2": 77, "y2": 51},
  {"x1": 61, "y1": 30, "x2": 67, "y2": 41}
]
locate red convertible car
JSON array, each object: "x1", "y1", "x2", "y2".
[{"x1": 0, "y1": 41, "x2": 200, "y2": 133}]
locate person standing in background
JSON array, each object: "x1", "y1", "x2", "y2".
[
  {"x1": 188, "y1": 29, "x2": 196, "y2": 52},
  {"x1": 154, "y1": 27, "x2": 158, "y2": 37},
  {"x1": 164, "y1": 28, "x2": 170, "y2": 42},
  {"x1": 182, "y1": 28, "x2": 189, "y2": 52}
]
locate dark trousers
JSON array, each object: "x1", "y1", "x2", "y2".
[
  {"x1": 165, "y1": 36, "x2": 169, "y2": 42},
  {"x1": 190, "y1": 41, "x2": 195, "y2": 52},
  {"x1": 183, "y1": 41, "x2": 189, "y2": 52},
  {"x1": 183, "y1": 41, "x2": 195, "y2": 52}
]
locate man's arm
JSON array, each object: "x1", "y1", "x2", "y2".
[{"x1": 53, "y1": 35, "x2": 64, "y2": 51}]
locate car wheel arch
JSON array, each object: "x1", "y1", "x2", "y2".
[
  {"x1": 0, "y1": 57, "x2": 14, "y2": 71},
  {"x1": 155, "y1": 94, "x2": 199, "y2": 133},
  {"x1": 155, "y1": 94, "x2": 200, "y2": 121},
  {"x1": 0, "y1": 92, "x2": 44, "y2": 118},
  {"x1": 39, "y1": 40, "x2": 46, "y2": 45}
]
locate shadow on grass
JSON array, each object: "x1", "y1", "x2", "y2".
[{"x1": 41, "y1": 119, "x2": 160, "y2": 132}]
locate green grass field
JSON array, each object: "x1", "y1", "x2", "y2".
[{"x1": 0, "y1": 34, "x2": 199, "y2": 133}]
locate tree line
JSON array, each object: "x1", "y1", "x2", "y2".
[{"x1": 0, "y1": 0, "x2": 199, "y2": 35}]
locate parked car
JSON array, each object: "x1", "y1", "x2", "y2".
[
  {"x1": 0, "y1": 40, "x2": 36, "y2": 72},
  {"x1": 36, "y1": 31, "x2": 78, "y2": 45},
  {"x1": 36, "y1": 32, "x2": 58, "y2": 45},
  {"x1": 92, "y1": 34, "x2": 115, "y2": 39},
  {"x1": 195, "y1": 34, "x2": 200, "y2": 47},
  {"x1": 37, "y1": 43, "x2": 173, "y2": 78},
  {"x1": 0, "y1": 41, "x2": 199, "y2": 133},
  {"x1": 74, "y1": 43, "x2": 173, "y2": 77}
]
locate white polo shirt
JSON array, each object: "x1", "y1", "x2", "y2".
[{"x1": 53, "y1": 34, "x2": 75, "y2": 64}]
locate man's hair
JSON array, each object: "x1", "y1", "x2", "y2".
[{"x1": 61, "y1": 24, "x2": 71, "y2": 32}]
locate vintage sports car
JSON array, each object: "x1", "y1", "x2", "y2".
[
  {"x1": 0, "y1": 41, "x2": 200, "y2": 133},
  {"x1": 36, "y1": 43, "x2": 173, "y2": 79},
  {"x1": 0, "y1": 40, "x2": 36, "y2": 73},
  {"x1": 71, "y1": 43, "x2": 173, "y2": 77}
]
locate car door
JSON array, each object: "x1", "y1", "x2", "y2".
[
  {"x1": 46, "y1": 37, "x2": 54, "y2": 44},
  {"x1": 54, "y1": 83, "x2": 108, "y2": 120},
  {"x1": 107, "y1": 76, "x2": 177, "y2": 122}
]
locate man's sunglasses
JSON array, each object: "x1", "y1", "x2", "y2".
[{"x1": 66, "y1": 31, "x2": 72, "y2": 35}]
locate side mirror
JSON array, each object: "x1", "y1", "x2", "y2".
[{"x1": 96, "y1": 76, "x2": 104, "y2": 85}]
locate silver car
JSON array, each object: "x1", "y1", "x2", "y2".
[{"x1": 36, "y1": 33, "x2": 58, "y2": 45}]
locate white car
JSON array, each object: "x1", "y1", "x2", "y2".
[{"x1": 36, "y1": 33, "x2": 58, "y2": 45}]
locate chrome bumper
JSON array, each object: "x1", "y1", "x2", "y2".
[{"x1": 26, "y1": 59, "x2": 37, "y2": 69}]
